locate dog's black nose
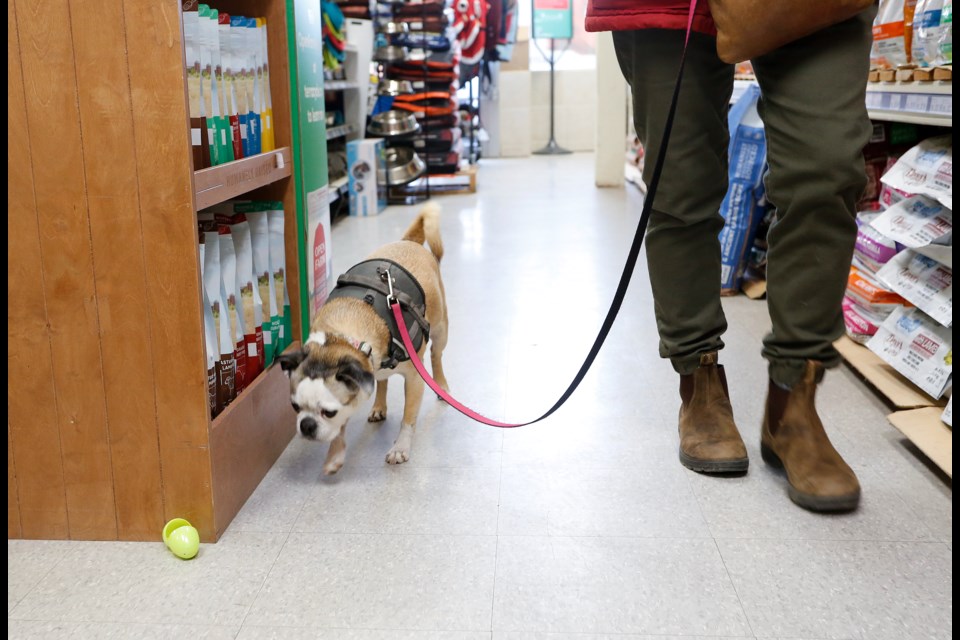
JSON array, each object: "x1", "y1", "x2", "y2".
[{"x1": 300, "y1": 417, "x2": 318, "y2": 438}]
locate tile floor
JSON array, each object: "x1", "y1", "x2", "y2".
[{"x1": 8, "y1": 154, "x2": 952, "y2": 639}]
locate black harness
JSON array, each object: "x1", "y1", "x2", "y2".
[{"x1": 326, "y1": 259, "x2": 430, "y2": 370}]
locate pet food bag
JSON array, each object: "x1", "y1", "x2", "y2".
[
  {"x1": 238, "y1": 204, "x2": 280, "y2": 365},
  {"x1": 228, "y1": 215, "x2": 265, "y2": 379},
  {"x1": 221, "y1": 11, "x2": 244, "y2": 160},
  {"x1": 230, "y1": 15, "x2": 251, "y2": 156},
  {"x1": 718, "y1": 83, "x2": 768, "y2": 295},
  {"x1": 201, "y1": 282, "x2": 218, "y2": 418},
  {"x1": 870, "y1": 194, "x2": 953, "y2": 267},
  {"x1": 219, "y1": 227, "x2": 248, "y2": 394},
  {"x1": 881, "y1": 135, "x2": 953, "y2": 210},
  {"x1": 267, "y1": 203, "x2": 292, "y2": 352},
  {"x1": 843, "y1": 294, "x2": 891, "y2": 343},
  {"x1": 876, "y1": 250, "x2": 953, "y2": 326},
  {"x1": 868, "y1": 306, "x2": 953, "y2": 398},
  {"x1": 245, "y1": 17, "x2": 262, "y2": 155},
  {"x1": 198, "y1": 5, "x2": 222, "y2": 167},
  {"x1": 855, "y1": 212, "x2": 903, "y2": 273},
  {"x1": 872, "y1": 0, "x2": 909, "y2": 68},
  {"x1": 184, "y1": 1, "x2": 208, "y2": 169},
  {"x1": 202, "y1": 231, "x2": 237, "y2": 412},
  {"x1": 846, "y1": 266, "x2": 911, "y2": 311},
  {"x1": 913, "y1": 0, "x2": 953, "y2": 65}
]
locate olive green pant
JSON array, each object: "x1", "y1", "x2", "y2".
[{"x1": 612, "y1": 7, "x2": 876, "y2": 387}]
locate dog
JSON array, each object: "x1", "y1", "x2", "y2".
[{"x1": 279, "y1": 203, "x2": 449, "y2": 475}]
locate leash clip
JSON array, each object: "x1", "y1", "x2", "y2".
[{"x1": 381, "y1": 268, "x2": 398, "y2": 307}]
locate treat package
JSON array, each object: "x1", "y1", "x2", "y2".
[
  {"x1": 228, "y1": 215, "x2": 265, "y2": 378},
  {"x1": 913, "y1": 0, "x2": 953, "y2": 65},
  {"x1": 201, "y1": 251, "x2": 218, "y2": 417},
  {"x1": 219, "y1": 227, "x2": 248, "y2": 394},
  {"x1": 868, "y1": 306, "x2": 953, "y2": 399},
  {"x1": 267, "y1": 204, "x2": 292, "y2": 352},
  {"x1": 880, "y1": 135, "x2": 953, "y2": 210},
  {"x1": 237, "y1": 205, "x2": 280, "y2": 365},
  {"x1": 872, "y1": 0, "x2": 909, "y2": 68},
  {"x1": 876, "y1": 249, "x2": 953, "y2": 326}
]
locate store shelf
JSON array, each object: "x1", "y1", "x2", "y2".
[
  {"x1": 325, "y1": 80, "x2": 360, "y2": 91},
  {"x1": 326, "y1": 123, "x2": 354, "y2": 140},
  {"x1": 194, "y1": 148, "x2": 292, "y2": 211},
  {"x1": 888, "y1": 407, "x2": 952, "y2": 477},
  {"x1": 328, "y1": 175, "x2": 349, "y2": 203},
  {"x1": 866, "y1": 80, "x2": 952, "y2": 126}
]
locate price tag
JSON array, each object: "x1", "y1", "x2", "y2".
[
  {"x1": 904, "y1": 93, "x2": 929, "y2": 112},
  {"x1": 275, "y1": 152, "x2": 285, "y2": 169},
  {"x1": 929, "y1": 95, "x2": 952, "y2": 115}
]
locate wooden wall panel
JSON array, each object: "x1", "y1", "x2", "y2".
[
  {"x1": 15, "y1": 0, "x2": 118, "y2": 540},
  {"x1": 8, "y1": 426, "x2": 22, "y2": 539},
  {"x1": 8, "y1": 0, "x2": 69, "y2": 541},
  {"x1": 122, "y1": 1, "x2": 216, "y2": 540},
  {"x1": 70, "y1": 0, "x2": 165, "y2": 541}
]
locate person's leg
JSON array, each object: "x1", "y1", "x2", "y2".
[
  {"x1": 612, "y1": 29, "x2": 733, "y2": 373},
  {"x1": 613, "y1": 30, "x2": 746, "y2": 473},
  {"x1": 751, "y1": 5, "x2": 877, "y2": 510}
]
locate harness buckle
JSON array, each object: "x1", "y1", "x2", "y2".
[{"x1": 381, "y1": 268, "x2": 398, "y2": 307}]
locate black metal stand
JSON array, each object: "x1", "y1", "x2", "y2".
[{"x1": 532, "y1": 37, "x2": 571, "y2": 156}]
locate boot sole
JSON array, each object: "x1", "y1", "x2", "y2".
[
  {"x1": 760, "y1": 444, "x2": 860, "y2": 512},
  {"x1": 679, "y1": 448, "x2": 749, "y2": 474}
]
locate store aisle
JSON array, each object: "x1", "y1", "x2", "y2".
[{"x1": 8, "y1": 154, "x2": 952, "y2": 639}]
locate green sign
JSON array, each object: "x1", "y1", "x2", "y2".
[
  {"x1": 532, "y1": 0, "x2": 573, "y2": 39},
  {"x1": 287, "y1": 0, "x2": 332, "y2": 339}
]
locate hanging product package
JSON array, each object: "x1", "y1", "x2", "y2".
[
  {"x1": 881, "y1": 135, "x2": 953, "y2": 209},
  {"x1": 867, "y1": 306, "x2": 953, "y2": 398},
  {"x1": 872, "y1": 0, "x2": 909, "y2": 68},
  {"x1": 718, "y1": 84, "x2": 768, "y2": 295}
]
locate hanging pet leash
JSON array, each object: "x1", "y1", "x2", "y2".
[{"x1": 389, "y1": 0, "x2": 700, "y2": 428}]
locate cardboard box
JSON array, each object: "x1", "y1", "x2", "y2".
[{"x1": 347, "y1": 139, "x2": 386, "y2": 217}]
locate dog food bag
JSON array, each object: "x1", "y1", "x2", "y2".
[
  {"x1": 847, "y1": 265, "x2": 912, "y2": 311},
  {"x1": 202, "y1": 231, "x2": 237, "y2": 411},
  {"x1": 220, "y1": 12, "x2": 244, "y2": 160},
  {"x1": 246, "y1": 17, "x2": 262, "y2": 155},
  {"x1": 843, "y1": 294, "x2": 890, "y2": 344},
  {"x1": 855, "y1": 212, "x2": 903, "y2": 273},
  {"x1": 870, "y1": 195, "x2": 952, "y2": 253},
  {"x1": 258, "y1": 17, "x2": 275, "y2": 152},
  {"x1": 210, "y1": 7, "x2": 233, "y2": 164},
  {"x1": 881, "y1": 135, "x2": 953, "y2": 210},
  {"x1": 198, "y1": 5, "x2": 222, "y2": 167},
  {"x1": 184, "y1": 1, "x2": 208, "y2": 169},
  {"x1": 201, "y1": 282, "x2": 218, "y2": 418},
  {"x1": 876, "y1": 249, "x2": 953, "y2": 326},
  {"x1": 219, "y1": 227, "x2": 248, "y2": 394},
  {"x1": 941, "y1": 0, "x2": 953, "y2": 63},
  {"x1": 872, "y1": 0, "x2": 909, "y2": 68},
  {"x1": 240, "y1": 205, "x2": 280, "y2": 364},
  {"x1": 943, "y1": 394, "x2": 953, "y2": 426},
  {"x1": 230, "y1": 15, "x2": 251, "y2": 157},
  {"x1": 868, "y1": 305, "x2": 953, "y2": 398},
  {"x1": 267, "y1": 203, "x2": 291, "y2": 352},
  {"x1": 227, "y1": 215, "x2": 265, "y2": 379},
  {"x1": 718, "y1": 83, "x2": 768, "y2": 295},
  {"x1": 913, "y1": 0, "x2": 952, "y2": 65}
]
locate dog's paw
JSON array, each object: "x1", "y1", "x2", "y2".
[
  {"x1": 323, "y1": 459, "x2": 344, "y2": 475},
  {"x1": 385, "y1": 446, "x2": 410, "y2": 465},
  {"x1": 368, "y1": 408, "x2": 387, "y2": 422}
]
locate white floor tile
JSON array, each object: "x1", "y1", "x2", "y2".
[
  {"x1": 7, "y1": 620, "x2": 239, "y2": 640},
  {"x1": 8, "y1": 541, "x2": 76, "y2": 615}
]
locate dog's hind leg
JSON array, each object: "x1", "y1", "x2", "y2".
[
  {"x1": 323, "y1": 425, "x2": 348, "y2": 475},
  {"x1": 368, "y1": 379, "x2": 388, "y2": 422},
  {"x1": 429, "y1": 320, "x2": 450, "y2": 398},
  {"x1": 385, "y1": 372, "x2": 424, "y2": 464}
]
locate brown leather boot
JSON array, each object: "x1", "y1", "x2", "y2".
[
  {"x1": 761, "y1": 361, "x2": 860, "y2": 512},
  {"x1": 678, "y1": 352, "x2": 749, "y2": 473}
]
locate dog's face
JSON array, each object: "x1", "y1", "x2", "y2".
[{"x1": 279, "y1": 336, "x2": 375, "y2": 442}]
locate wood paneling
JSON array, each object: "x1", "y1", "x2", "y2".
[
  {"x1": 122, "y1": 0, "x2": 216, "y2": 540},
  {"x1": 15, "y1": 0, "x2": 118, "y2": 540},
  {"x1": 70, "y1": 0, "x2": 166, "y2": 541},
  {"x1": 7, "y1": 0, "x2": 69, "y2": 540},
  {"x1": 8, "y1": 426, "x2": 22, "y2": 539}
]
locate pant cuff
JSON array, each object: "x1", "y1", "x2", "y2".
[{"x1": 768, "y1": 358, "x2": 832, "y2": 388}]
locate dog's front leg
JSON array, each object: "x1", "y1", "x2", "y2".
[
  {"x1": 385, "y1": 373, "x2": 424, "y2": 464},
  {"x1": 323, "y1": 425, "x2": 348, "y2": 475},
  {"x1": 368, "y1": 379, "x2": 388, "y2": 422}
]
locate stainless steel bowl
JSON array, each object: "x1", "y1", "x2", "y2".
[
  {"x1": 377, "y1": 21, "x2": 409, "y2": 34},
  {"x1": 377, "y1": 79, "x2": 415, "y2": 96},
  {"x1": 373, "y1": 45, "x2": 407, "y2": 63},
  {"x1": 367, "y1": 110, "x2": 421, "y2": 137},
  {"x1": 378, "y1": 147, "x2": 427, "y2": 186}
]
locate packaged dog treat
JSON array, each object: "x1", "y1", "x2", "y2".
[
  {"x1": 246, "y1": 17, "x2": 262, "y2": 155},
  {"x1": 226, "y1": 215, "x2": 265, "y2": 379},
  {"x1": 881, "y1": 135, "x2": 953, "y2": 210},
  {"x1": 913, "y1": 0, "x2": 951, "y2": 65},
  {"x1": 198, "y1": 5, "x2": 221, "y2": 167},
  {"x1": 258, "y1": 17, "x2": 275, "y2": 152},
  {"x1": 240, "y1": 205, "x2": 280, "y2": 364},
  {"x1": 230, "y1": 15, "x2": 251, "y2": 157},
  {"x1": 870, "y1": 195, "x2": 952, "y2": 251},
  {"x1": 872, "y1": 0, "x2": 909, "y2": 68},
  {"x1": 210, "y1": 7, "x2": 233, "y2": 164},
  {"x1": 868, "y1": 306, "x2": 953, "y2": 398},
  {"x1": 201, "y1": 281, "x2": 218, "y2": 418},
  {"x1": 219, "y1": 227, "x2": 248, "y2": 394},
  {"x1": 876, "y1": 249, "x2": 953, "y2": 326},
  {"x1": 941, "y1": 0, "x2": 953, "y2": 63},
  {"x1": 184, "y1": 1, "x2": 208, "y2": 169},
  {"x1": 718, "y1": 84, "x2": 768, "y2": 295},
  {"x1": 220, "y1": 12, "x2": 244, "y2": 160},
  {"x1": 202, "y1": 230, "x2": 237, "y2": 411},
  {"x1": 267, "y1": 203, "x2": 291, "y2": 352}
]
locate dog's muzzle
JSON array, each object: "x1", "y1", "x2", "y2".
[{"x1": 300, "y1": 417, "x2": 318, "y2": 438}]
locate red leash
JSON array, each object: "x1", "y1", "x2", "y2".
[{"x1": 388, "y1": 0, "x2": 700, "y2": 427}]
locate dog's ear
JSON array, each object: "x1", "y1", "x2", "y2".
[
  {"x1": 336, "y1": 359, "x2": 375, "y2": 396},
  {"x1": 278, "y1": 349, "x2": 307, "y2": 375}
]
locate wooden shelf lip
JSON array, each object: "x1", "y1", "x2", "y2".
[
  {"x1": 194, "y1": 147, "x2": 292, "y2": 211},
  {"x1": 888, "y1": 407, "x2": 952, "y2": 478}
]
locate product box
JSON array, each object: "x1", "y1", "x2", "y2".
[
  {"x1": 347, "y1": 139, "x2": 387, "y2": 217},
  {"x1": 867, "y1": 306, "x2": 953, "y2": 399}
]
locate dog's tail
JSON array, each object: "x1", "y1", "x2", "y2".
[{"x1": 402, "y1": 202, "x2": 444, "y2": 263}]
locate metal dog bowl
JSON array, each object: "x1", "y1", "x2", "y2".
[
  {"x1": 367, "y1": 110, "x2": 421, "y2": 137},
  {"x1": 377, "y1": 79, "x2": 415, "y2": 96},
  {"x1": 377, "y1": 21, "x2": 409, "y2": 34},
  {"x1": 373, "y1": 45, "x2": 407, "y2": 63},
  {"x1": 378, "y1": 147, "x2": 426, "y2": 186}
]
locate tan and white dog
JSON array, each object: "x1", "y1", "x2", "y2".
[{"x1": 279, "y1": 204, "x2": 449, "y2": 475}]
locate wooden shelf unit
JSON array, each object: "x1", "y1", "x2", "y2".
[{"x1": 8, "y1": 0, "x2": 305, "y2": 543}]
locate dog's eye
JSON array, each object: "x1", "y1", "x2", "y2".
[
  {"x1": 321, "y1": 408, "x2": 338, "y2": 419},
  {"x1": 291, "y1": 402, "x2": 301, "y2": 412}
]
